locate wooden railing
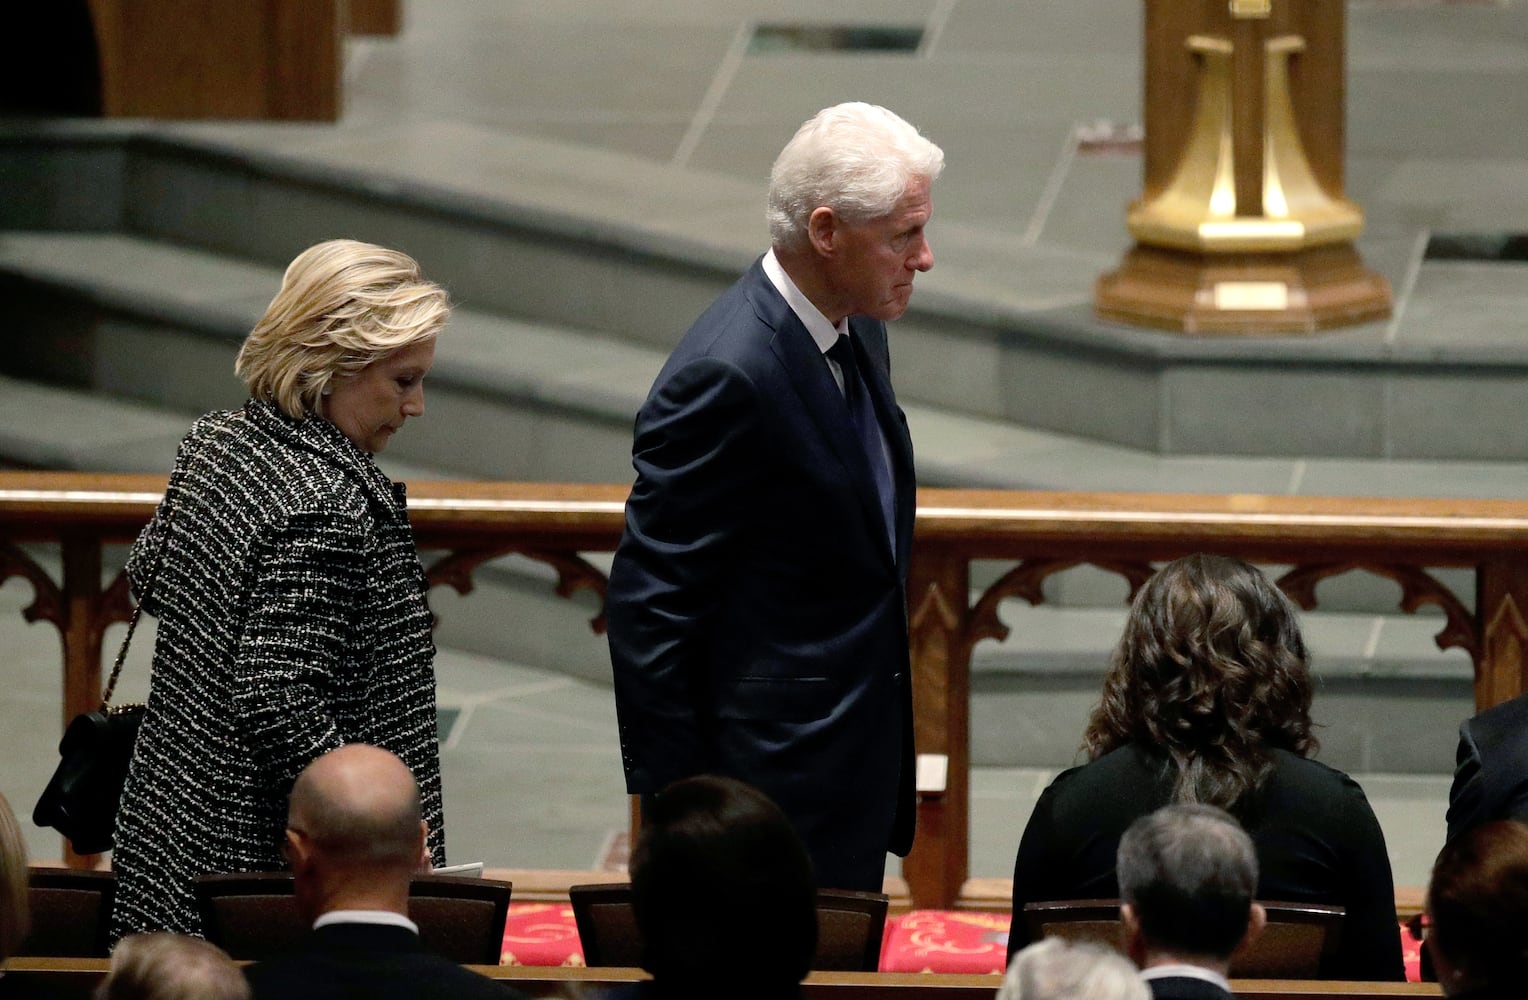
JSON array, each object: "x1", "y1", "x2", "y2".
[
  {"x1": 0, "y1": 960, "x2": 1446, "y2": 999},
  {"x1": 5, "y1": 473, "x2": 1528, "y2": 908}
]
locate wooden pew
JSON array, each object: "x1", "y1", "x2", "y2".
[
  {"x1": 348, "y1": 0, "x2": 401, "y2": 36},
  {"x1": 0, "y1": 959, "x2": 1445, "y2": 1000},
  {"x1": 1230, "y1": 986, "x2": 1440, "y2": 1000}
]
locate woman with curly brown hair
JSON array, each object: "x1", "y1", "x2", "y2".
[{"x1": 1005, "y1": 554, "x2": 1403, "y2": 981}]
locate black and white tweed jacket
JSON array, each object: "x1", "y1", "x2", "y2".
[{"x1": 110, "y1": 400, "x2": 445, "y2": 938}]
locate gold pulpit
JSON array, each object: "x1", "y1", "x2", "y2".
[{"x1": 1095, "y1": 0, "x2": 1392, "y2": 334}]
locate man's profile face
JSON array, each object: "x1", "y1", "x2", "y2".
[{"x1": 829, "y1": 174, "x2": 934, "y2": 321}]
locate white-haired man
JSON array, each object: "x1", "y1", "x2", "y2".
[
  {"x1": 999, "y1": 939, "x2": 1149, "y2": 1000},
  {"x1": 606, "y1": 102, "x2": 943, "y2": 892}
]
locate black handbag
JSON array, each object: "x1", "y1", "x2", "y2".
[
  {"x1": 33, "y1": 700, "x2": 146, "y2": 855},
  {"x1": 33, "y1": 593, "x2": 150, "y2": 854}
]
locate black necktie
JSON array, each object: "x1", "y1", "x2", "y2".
[{"x1": 827, "y1": 334, "x2": 896, "y2": 554}]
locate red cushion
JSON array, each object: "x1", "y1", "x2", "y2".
[
  {"x1": 501, "y1": 902, "x2": 585, "y2": 966},
  {"x1": 499, "y1": 902, "x2": 1019, "y2": 974},
  {"x1": 878, "y1": 910, "x2": 1012, "y2": 974},
  {"x1": 1401, "y1": 918, "x2": 1423, "y2": 983}
]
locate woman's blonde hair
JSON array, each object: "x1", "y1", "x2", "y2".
[
  {"x1": 235, "y1": 239, "x2": 450, "y2": 419},
  {"x1": 0, "y1": 790, "x2": 30, "y2": 961}
]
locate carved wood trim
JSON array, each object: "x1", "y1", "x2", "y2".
[
  {"x1": 967, "y1": 558, "x2": 1157, "y2": 651},
  {"x1": 424, "y1": 545, "x2": 609, "y2": 634},
  {"x1": 1483, "y1": 593, "x2": 1528, "y2": 707},
  {"x1": 1276, "y1": 562, "x2": 1479, "y2": 664},
  {"x1": 0, "y1": 540, "x2": 64, "y2": 628}
]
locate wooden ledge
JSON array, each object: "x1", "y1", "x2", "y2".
[{"x1": 0, "y1": 961, "x2": 1440, "y2": 1000}]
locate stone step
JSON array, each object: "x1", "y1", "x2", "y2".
[
  {"x1": 0, "y1": 224, "x2": 1497, "y2": 623},
  {"x1": 6, "y1": 122, "x2": 1528, "y2": 461},
  {"x1": 0, "y1": 372, "x2": 442, "y2": 482},
  {"x1": 7, "y1": 230, "x2": 1528, "y2": 499},
  {"x1": 0, "y1": 230, "x2": 1273, "y2": 487}
]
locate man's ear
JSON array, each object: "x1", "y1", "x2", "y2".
[
  {"x1": 1120, "y1": 902, "x2": 1147, "y2": 967},
  {"x1": 1235, "y1": 902, "x2": 1267, "y2": 957},
  {"x1": 285, "y1": 826, "x2": 313, "y2": 874},
  {"x1": 807, "y1": 206, "x2": 838, "y2": 256},
  {"x1": 416, "y1": 820, "x2": 431, "y2": 872}
]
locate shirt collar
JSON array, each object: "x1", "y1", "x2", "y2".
[
  {"x1": 1140, "y1": 964, "x2": 1232, "y2": 993},
  {"x1": 763, "y1": 248, "x2": 847, "y2": 355},
  {"x1": 314, "y1": 909, "x2": 419, "y2": 934}
]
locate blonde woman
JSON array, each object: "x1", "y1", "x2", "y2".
[
  {"x1": 0, "y1": 791, "x2": 30, "y2": 975},
  {"x1": 111, "y1": 240, "x2": 451, "y2": 939}
]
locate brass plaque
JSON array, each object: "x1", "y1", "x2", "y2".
[
  {"x1": 1230, "y1": 0, "x2": 1272, "y2": 17},
  {"x1": 1213, "y1": 281, "x2": 1289, "y2": 311}
]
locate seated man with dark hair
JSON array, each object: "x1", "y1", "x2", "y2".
[
  {"x1": 625, "y1": 774, "x2": 818, "y2": 1000},
  {"x1": 1426, "y1": 819, "x2": 1528, "y2": 998},
  {"x1": 244, "y1": 744, "x2": 520, "y2": 1000},
  {"x1": 1117, "y1": 804, "x2": 1266, "y2": 1000}
]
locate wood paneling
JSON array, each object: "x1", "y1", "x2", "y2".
[
  {"x1": 86, "y1": 0, "x2": 340, "y2": 120},
  {"x1": 348, "y1": 0, "x2": 402, "y2": 36}
]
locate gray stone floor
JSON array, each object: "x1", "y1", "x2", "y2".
[{"x1": 6, "y1": 0, "x2": 1516, "y2": 899}]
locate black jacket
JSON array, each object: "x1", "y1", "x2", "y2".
[
  {"x1": 1007, "y1": 743, "x2": 1405, "y2": 981},
  {"x1": 1144, "y1": 975, "x2": 1236, "y2": 1000},
  {"x1": 1447, "y1": 693, "x2": 1528, "y2": 842},
  {"x1": 245, "y1": 923, "x2": 522, "y2": 1000},
  {"x1": 111, "y1": 402, "x2": 444, "y2": 938}
]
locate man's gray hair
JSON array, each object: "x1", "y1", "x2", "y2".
[
  {"x1": 997, "y1": 938, "x2": 1149, "y2": 1000},
  {"x1": 97, "y1": 933, "x2": 249, "y2": 1000},
  {"x1": 1117, "y1": 803, "x2": 1258, "y2": 959},
  {"x1": 767, "y1": 102, "x2": 945, "y2": 250}
]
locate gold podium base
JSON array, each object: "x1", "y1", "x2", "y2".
[{"x1": 1095, "y1": 242, "x2": 1392, "y2": 335}]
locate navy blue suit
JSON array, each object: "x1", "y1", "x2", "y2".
[
  {"x1": 1447, "y1": 693, "x2": 1528, "y2": 842},
  {"x1": 1144, "y1": 976, "x2": 1236, "y2": 1000},
  {"x1": 244, "y1": 923, "x2": 522, "y2": 1000},
  {"x1": 606, "y1": 256, "x2": 917, "y2": 891}
]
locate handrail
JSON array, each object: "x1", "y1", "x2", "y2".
[{"x1": 5, "y1": 472, "x2": 1527, "y2": 907}]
